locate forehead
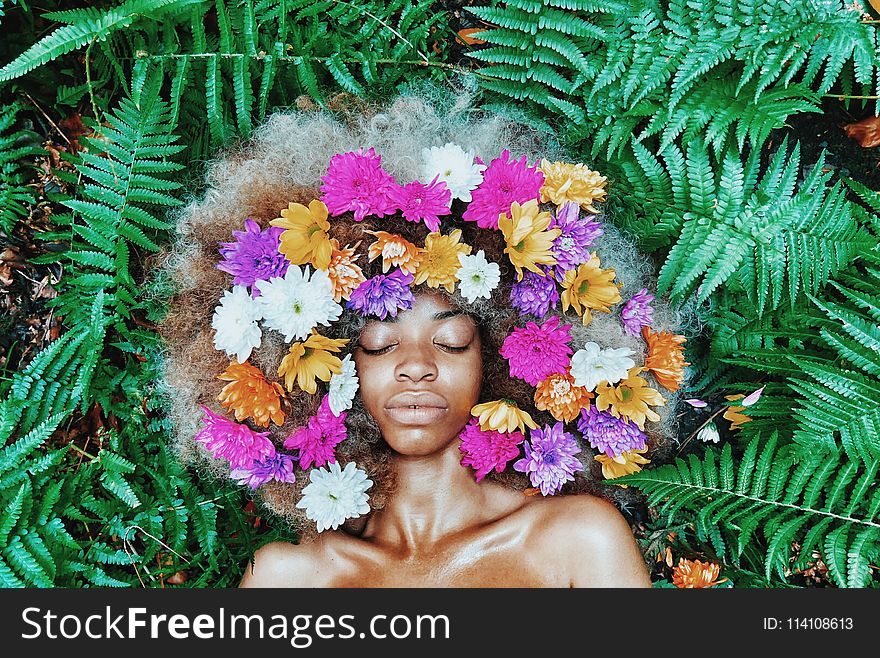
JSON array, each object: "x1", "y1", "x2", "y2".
[{"x1": 362, "y1": 293, "x2": 471, "y2": 329}]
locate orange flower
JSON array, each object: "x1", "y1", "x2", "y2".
[
  {"x1": 366, "y1": 230, "x2": 422, "y2": 273},
  {"x1": 534, "y1": 371, "x2": 593, "y2": 423},
  {"x1": 413, "y1": 229, "x2": 472, "y2": 293},
  {"x1": 217, "y1": 361, "x2": 286, "y2": 427},
  {"x1": 642, "y1": 326, "x2": 689, "y2": 392},
  {"x1": 326, "y1": 239, "x2": 365, "y2": 302},
  {"x1": 270, "y1": 199, "x2": 333, "y2": 269},
  {"x1": 723, "y1": 394, "x2": 751, "y2": 430},
  {"x1": 595, "y1": 367, "x2": 666, "y2": 430},
  {"x1": 672, "y1": 558, "x2": 727, "y2": 588},
  {"x1": 277, "y1": 332, "x2": 348, "y2": 394},
  {"x1": 560, "y1": 253, "x2": 622, "y2": 325}
]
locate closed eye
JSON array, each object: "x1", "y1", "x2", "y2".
[
  {"x1": 358, "y1": 343, "x2": 396, "y2": 355},
  {"x1": 434, "y1": 342, "x2": 470, "y2": 353}
]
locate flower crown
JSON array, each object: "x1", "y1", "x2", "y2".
[{"x1": 200, "y1": 143, "x2": 688, "y2": 532}]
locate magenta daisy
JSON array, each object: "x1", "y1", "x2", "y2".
[
  {"x1": 509, "y1": 269, "x2": 559, "y2": 319},
  {"x1": 230, "y1": 452, "x2": 296, "y2": 489},
  {"x1": 499, "y1": 315, "x2": 573, "y2": 386},
  {"x1": 195, "y1": 405, "x2": 275, "y2": 469},
  {"x1": 458, "y1": 418, "x2": 525, "y2": 482},
  {"x1": 513, "y1": 422, "x2": 583, "y2": 495},
  {"x1": 389, "y1": 176, "x2": 452, "y2": 232},
  {"x1": 620, "y1": 288, "x2": 655, "y2": 337},
  {"x1": 347, "y1": 269, "x2": 415, "y2": 320},
  {"x1": 283, "y1": 395, "x2": 348, "y2": 469},
  {"x1": 216, "y1": 219, "x2": 288, "y2": 295},
  {"x1": 549, "y1": 202, "x2": 603, "y2": 280},
  {"x1": 577, "y1": 405, "x2": 647, "y2": 458},
  {"x1": 320, "y1": 148, "x2": 398, "y2": 221},
  {"x1": 462, "y1": 150, "x2": 544, "y2": 229}
]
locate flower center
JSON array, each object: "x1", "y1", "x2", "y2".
[
  {"x1": 559, "y1": 236, "x2": 575, "y2": 252},
  {"x1": 578, "y1": 279, "x2": 590, "y2": 295},
  {"x1": 543, "y1": 449, "x2": 558, "y2": 466},
  {"x1": 620, "y1": 387, "x2": 633, "y2": 402},
  {"x1": 551, "y1": 380, "x2": 571, "y2": 397}
]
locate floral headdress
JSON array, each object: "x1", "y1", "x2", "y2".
[{"x1": 199, "y1": 143, "x2": 688, "y2": 532}]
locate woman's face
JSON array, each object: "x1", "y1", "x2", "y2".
[{"x1": 353, "y1": 293, "x2": 483, "y2": 457}]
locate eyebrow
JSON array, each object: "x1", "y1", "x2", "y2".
[{"x1": 376, "y1": 309, "x2": 466, "y2": 324}]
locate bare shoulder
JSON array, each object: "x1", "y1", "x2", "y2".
[
  {"x1": 532, "y1": 494, "x2": 652, "y2": 588},
  {"x1": 238, "y1": 539, "x2": 328, "y2": 588}
]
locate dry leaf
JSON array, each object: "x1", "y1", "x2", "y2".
[
  {"x1": 843, "y1": 115, "x2": 880, "y2": 148},
  {"x1": 456, "y1": 28, "x2": 486, "y2": 46}
]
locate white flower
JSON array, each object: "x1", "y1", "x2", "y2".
[
  {"x1": 212, "y1": 285, "x2": 263, "y2": 363},
  {"x1": 296, "y1": 461, "x2": 373, "y2": 532},
  {"x1": 456, "y1": 250, "x2": 501, "y2": 303},
  {"x1": 421, "y1": 142, "x2": 486, "y2": 202},
  {"x1": 697, "y1": 422, "x2": 721, "y2": 443},
  {"x1": 569, "y1": 342, "x2": 636, "y2": 391},
  {"x1": 255, "y1": 266, "x2": 341, "y2": 342},
  {"x1": 328, "y1": 354, "x2": 359, "y2": 416}
]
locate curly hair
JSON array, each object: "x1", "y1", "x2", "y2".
[{"x1": 155, "y1": 87, "x2": 693, "y2": 542}]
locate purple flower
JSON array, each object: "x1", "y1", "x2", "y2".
[
  {"x1": 230, "y1": 452, "x2": 296, "y2": 489},
  {"x1": 509, "y1": 270, "x2": 559, "y2": 318},
  {"x1": 216, "y1": 219, "x2": 288, "y2": 296},
  {"x1": 513, "y1": 422, "x2": 583, "y2": 495},
  {"x1": 577, "y1": 406, "x2": 647, "y2": 458},
  {"x1": 283, "y1": 395, "x2": 348, "y2": 469},
  {"x1": 347, "y1": 269, "x2": 415, "y2": 320},
  {"x1": 195, "y1": 405, "x2": 275, "y2": 469},
  {"x1": 389, "y1": 176, "x2": 451, "y2": 232},
  {"x1": 320, "y1": 148, "x2": 398, "y2": 221},
  {"x1": 458, "y1": 418, "x2": 525, "y2": 482},
  {"x1": 620, "y1": 288, "x2": 655, "y2": 337},
  {"x1": 549, "y1": 202, "x2": 603, "y2": 280}
]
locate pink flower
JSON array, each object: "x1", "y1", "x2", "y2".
[
  {"x1": 389, "y1": 176, "x2": 451, "y2": 232},
  {"x1": 500, "y1": 315, "x2": 573, "y2": 386},
  {"x1": 458, "y1": 418, "x2": 525, "y2": 481},
  {"x1": 195, "y1": 405, "x2": 275, "y2": 469},
  {"x1": 283, "y1": 395, "x2": 348, "y2": 469},
  {"x1": 320, "y1": 148, "x2": 398, "y2": 221},
  {"x1": 462, "y1": 150, "x2": 544, "y2": 229}
]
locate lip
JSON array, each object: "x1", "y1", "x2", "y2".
[{"x1": 385, "y1": 391, "x2": 448, "y2": 425}]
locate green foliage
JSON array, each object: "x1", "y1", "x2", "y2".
[
  {"x1": 0, "y1": 101, "x2": 39, "y2": 235},
  {"x1": 617, "y1": 435, "x2": 880, "y2": 587}
]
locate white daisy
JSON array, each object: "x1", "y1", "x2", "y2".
[
  {"x1": 211, "y1": 285, "x2": 263, "y2": 363},
  {"x1": 697, "y1": 422, "x2": 721, "y2": 443},
  {"x1": 296, "y1": 461, "x2": 373, "y2": 532},
  {"x1": 421, "y1": 142, "x2": 486, "y2": 202},
  {"x1": 328, "y1": 354, "x2": 359, "y2": 416},
  {"x1": 569, "y1": 342, "x2": 636, "y2": 391},
  {"x1": 255, "y1": 265, "x2": 341, "y2": 342},
  {"x1": 456, "y1": 250, "x2": 501, "y2": 303}
]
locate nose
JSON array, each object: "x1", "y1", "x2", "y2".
[{"x1": 394, "y1": 342, "x2": 438, "y2": 383}]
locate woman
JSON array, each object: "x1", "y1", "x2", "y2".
[
  {"x1": 158, "y1": 92, "x2": 686, "y2": 588},
  {"x1": 239, "y1": 292, "x2": 651, "y2": 587}
]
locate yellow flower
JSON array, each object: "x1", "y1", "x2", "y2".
[
  {"x1": 595, "y1": 367, "x2": 666, "y2": 430},
  {"x1": 672, "y1": 558, "x2": 727, "y2": 588},
  {"x1": 413, "y1": 229, "x2": 472, "y2": 293},
  {"x1": 594, "y1": 447, "x2": 650, "y2": 483},
  {"x1": 471, "y1": 399, "x2": 538, "y2": 434},
  {"x1": 498, "y1": 199, "x2": 560, "y2": 280},
  {"x1": 723, "y1": 394, "x2": 751, "y2": 430},
  {"x1": 533, "y1": 371, "x2": 593, "y2": 423},
  {"x1": 270, "y1": 200, "x2": 333, "y2": 270},
  {"x1": 539, "y1": 160, "x2": 608, "y2": 213},
  {"x1": 366, "y1": 230, "x2": 423, "y2": 273},
  {"x1": 326, "y1": 239, "x2": 365, "y2": 302},
  {"x1": 277, "y1": 332, "x2": 348, "y2": 394},
  {"x1": 642, "y1": 326, "x2": 689, "y2": 392},
  {"x1": 217, "y1": 360, "x2": 286, "y2": 427},
  {"x1": 560, "y1": 253, "x2": 622, "y2": 325}
]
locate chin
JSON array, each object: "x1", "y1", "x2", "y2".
[{"x1": 383, "y1": 427, "x2": 464, "y2": 457}]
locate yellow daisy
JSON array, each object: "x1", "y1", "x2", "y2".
[
  {"x1": 723, "y1": 394, "x2": 751, "y2": 430},
  {"x1": 539, "y1": 160, "x2": 608, "y2": 213},
  {"x1": 498, "y1": 199, "x2": 560, "y2": 280},
  {"x1": 366, "y1": 230, "x2": 423, "y2": 273},
  {"x1": 413, "y1": 229, "x2": 472, "y2": 293},
  {"x1": 277, "y1": 332, "x2": 348, "y2": 394},
  {"x1": 594, "y1": 447, "x2": 651, "y2": 483},
  {"x1": 595, "y1": 367, "x2": 666, "y2": 430},
  {"x1": 270, "y1": 200, "x2": 333, "y2": 270},
  {"x1": 471, "y1": 399, "x2": 538, "y2": 434},
  {"x1": 560, "y1": 253, "x2": 622, "y2": 325}
]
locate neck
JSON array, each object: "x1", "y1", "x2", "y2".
[{"x1": 363, "y1": 439, "x2": 490, "y2": 553}]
